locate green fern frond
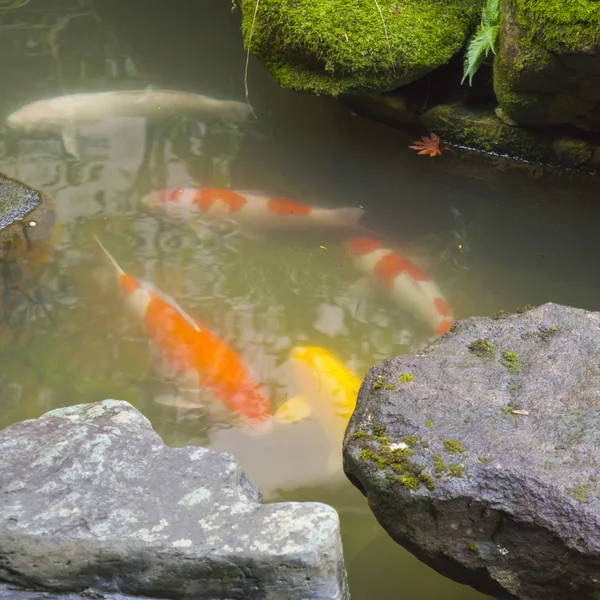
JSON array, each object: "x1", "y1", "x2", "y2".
[
  {"x1": 461, "y1": 0, "x2": 500, "y2": 86},
  {"x1": 482, "y1": 0, "x2": 499, "y2": 29}
]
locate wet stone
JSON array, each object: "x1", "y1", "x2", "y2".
[
  {"x1": 0, "y1": 400, "x2": 348, "y2": 600},
  {"x1": 0, "y1": 173, "x2": 56, "y2": 261},
  {"x1": 344, "y1": 302, "x2": 600, "y2": 600}
]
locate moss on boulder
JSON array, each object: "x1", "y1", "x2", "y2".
[
  {"x1": 240, "y1": 0, "x2": 481, "y2": 96},
  {"x1": 493, "y1": 0, "x2": 600, "y2": 127}
]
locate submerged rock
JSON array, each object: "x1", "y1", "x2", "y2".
[
  {"x1": 344, "y1": 303, "x2": 600, "y2": 600},
  {"x1": 240, "y1": 0, "x2": 479, "y2": 96},
  {"x1": 0, "y1": 172, "x2": 56, "y2": 262},
  {"x1": 494, "y1": 0, "x2": 600, "y2": 128},
  {"x1": 0, "y1": 400, "x2": 348, "y2": 600}
]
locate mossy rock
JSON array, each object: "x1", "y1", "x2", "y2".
[
  {"x1": 493, "y1": 0, "x2": 600, "y2": 127},
  {"x1": 240, "y1": 0, "x2": 481, "y2": 96},
  {"x1": 421, "y1": 103, "x2": 600, "y2": 169}
]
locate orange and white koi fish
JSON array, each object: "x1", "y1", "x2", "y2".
[
  {"x1": 345, "y1": 237, "x2": 454, "y2": 337},
  {"x1": 140, "y1": 188, "x2": 364, "y2": 233},
  {"x1": 94, "y1": 236, "x2": 272, "y2": 430}
]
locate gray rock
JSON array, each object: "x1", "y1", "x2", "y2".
[
  {"x1": 0, "y1": 584, "x2": 163, "y2": 599},
  {"x1": 343, "y1": 302, "x2": 600, "y2": 600},
  {"x1": 0, "y1": 400, "x2": 348, "y2": 600}
]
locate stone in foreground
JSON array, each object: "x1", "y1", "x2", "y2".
[
  {"x1": 344, "y1": 303, "x2": 600, "y2": 600},
  {"x1": 0, "y1": 400, "x2": 348, "y2": 599}
]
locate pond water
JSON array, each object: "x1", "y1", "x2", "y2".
[{"x1": 0, "y1": 1, "x2": 599, "y2": 599}]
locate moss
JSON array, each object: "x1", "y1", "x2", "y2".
[
  {"x1": 468, "y1": 338, "x2": 496, "y2": 357},
  {"x1": 240, "y1": 0, "x2": 480, "y2": 96},
  {"x1": 351, "y1": 431, "x2": 370, "y2": 441},
  {"x1": 395, "y1": 474, "x2": 420, "y2": 490},
  {"x1": 385, "y1": 383, "x2": 395, "y2": 390},
  {"x1": 449, "y1": 464, "x2": 464, "y2": 477},
  {"x1": 478, "y1": 457, "x2": 491, "y2": 464},
  {"x1": 402, "y1": 435, "x2": 419, "y2": 448},
  {"x1": 424, "y1": 419, "x2": 434, "y2": 430},
  {"x1": 590, "y1": 475, "x2": 598, "y2": 483},
  {"x1": 538, "y1": 326, "x2": 558, "y2": 340},
  {"x1": 516, "y1": 304, "x2": 535, "y2": 314},
  {"x1": 398, "y1": 372, "x2": 414, "y2": 383},
  {"x1": 421, "y1": 440, "x2": 429, "y2": 449},
  {"x1": 373, "y1": 424, "x2": 386, "y2": 437},
  {"x1": 513, "y1": 0, "x2": 600, "y2": 53},
  {"x1": 373, "y1": 375, "x2": 385, "y2": 390},
  {"x1": 501, "y1": 351, "x2": 523, "y2": 372},
  {"x1": 432, "y1": 454, "x2": 447, "y2": 476},
  {"x1": 542, "y1": 461, "x2": 553, "y2": 470},
  {"x1": 468, "y1": 542, "x2": 479, "y2": 552},
  {"x1": 508, "y1": 380, "x2": 522, "y2": 395},
  {"x1": 419, "y1": 473, "x2": 436, "y2": 490},
  {"x1": 569, "y1": 482, "x2": 593, "y2": 503},
  {"x1": 493, "y1": 309, "x2": 509, "y2": 320},
  {"x1": 442, "y1": 438, "x2": 465, "y2": 454},
  {"x1": 464, "y1": 417, "x2": 472, "y2": 424}
]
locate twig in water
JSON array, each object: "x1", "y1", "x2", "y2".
[
  {"x1": 372, "y1": 0, "x2": 395, "y2": 73},
  {"x1": 244, "y1": 0, "x2": 260, "y2": 119}
]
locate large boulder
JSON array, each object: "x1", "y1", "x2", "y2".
[
  {"x1": 240, "y1": 0, "x2": 481, "y2": 96},
  {"x1": 0, "y1": 399, "x2": 348, "y2": 600},
  {"x1": 344, "y1": 302, "x2": 600, "y2": 600},
  {"x1": 494, "y1": 0, "x2": 600, "y2": 128}
]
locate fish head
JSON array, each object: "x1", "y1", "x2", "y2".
[{"x1": 6, "y1": 99, "x2": 62, "y2": 133}]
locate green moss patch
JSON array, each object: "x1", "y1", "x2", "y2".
[
  {"x1": 442, "y1": 438, "x2": 465, "y2": 454},
  {"x1": 398, "y1": 372, "x2": 414, "y2": 383},
  {"x1": 468, "y1": 338, "x2": 496, "y2": 357},
  {"x1": 501, "y1": 351, "x2": 524, "y2": 372}
]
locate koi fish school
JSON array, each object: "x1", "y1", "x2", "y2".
[
  {"x1": 140, "y1": 188, "x2": 364, "y2": 231},
  {"x1": 345, "y1": 237, "x2": 454, "y2": 337}
]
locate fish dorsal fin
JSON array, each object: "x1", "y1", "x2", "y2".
[
  {"x1": 93, "y1": 235, "x2": 126, "y2": 276},
  {"x1": 141, "y1": 280, "x2": 201, "y2": 332}
]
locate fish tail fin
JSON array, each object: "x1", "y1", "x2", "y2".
[
  {"x1": 331, "y1": 207, "x2": 364, "y2": 228},
  {"x1": 93, "y1": 235, "x2": 126, "y2": 276},
  {"x1": 242, "y1": 414, "x2": 275, "y2": 436},
  {"x1": 274, "y1": 395, "x2": 313, "y2": 425}
]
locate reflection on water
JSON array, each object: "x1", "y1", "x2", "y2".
[{"x1": 0, "y1": 2, "x2": 599, "y2": 599}]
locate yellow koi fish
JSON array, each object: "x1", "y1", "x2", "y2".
[{"x1": 276, "y1": 346, "x2": 361, "y2": 473}]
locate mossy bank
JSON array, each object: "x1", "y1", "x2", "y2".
[{"x1": 240, "y1": 0, "x2": 480, "y2": 95}]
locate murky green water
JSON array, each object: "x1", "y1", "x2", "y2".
[{"x1": 1, "y1": 1, "x2": 599, "y2": 598}]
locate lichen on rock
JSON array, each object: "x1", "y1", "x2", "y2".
[{"x1": 240, "y1": 0, "x2": 480, "y2": 95}]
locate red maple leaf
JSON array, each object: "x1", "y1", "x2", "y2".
[{"x1": 409, "y1": 132, "x2": 444, "y2": 157}]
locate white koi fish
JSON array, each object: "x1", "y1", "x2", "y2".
[
  {"x1": 345, "y1": 237, "x2": 454, "y2": 337},
  {"x1": 140, "y1": 187, "x2": 364, "y2": 233},
  {"x1": 6, "y1": 90, "x2": 254, "y2": 158}
]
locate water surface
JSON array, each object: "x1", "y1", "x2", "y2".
[{"x1": 0, "y1": 2, "x2": 599, "y2": 599}]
